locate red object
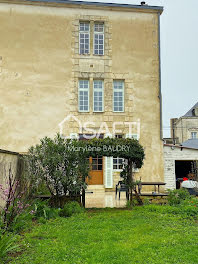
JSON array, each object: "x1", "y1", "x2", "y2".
[{"x1": 183, "y1": 177, "x2": 188, "y2": 181}]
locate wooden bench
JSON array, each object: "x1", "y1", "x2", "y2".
[
  {"x1": 137, "y1": 182, "x2": 166, "y2": 194},
  {"x1": 116, "y1": 181, "x2": 167, "y2": 200}
]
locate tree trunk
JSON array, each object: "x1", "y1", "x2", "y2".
[
  {"x1": 129, "y1": 159, "x2": 133, "y2": 205},
  {"x1": 128, "y1": 160, "x2": 143, "y2": 206}
]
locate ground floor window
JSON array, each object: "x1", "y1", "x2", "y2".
[
  {"x1": 113, "y1": 157, "x2": 123, "y2": 170},
  {"x1": 91, "y1": 156, "x2": 103, "y2": 171}
]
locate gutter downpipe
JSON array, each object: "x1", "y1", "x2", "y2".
[{"x1": 158, "y1": 12, "x2": 163, "y2": 140}]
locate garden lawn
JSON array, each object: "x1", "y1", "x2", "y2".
[{"x1": 10, "y1": 207, "x2": 198, "y2": 264}]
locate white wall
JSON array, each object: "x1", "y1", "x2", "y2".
[{"x1": 164, "y1": 145, "x2": 198, "y2": 190}]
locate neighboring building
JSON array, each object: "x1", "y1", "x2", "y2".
[
  {"x1": 170, "y1": 102, "x2": 198, "y2": 144},
  {"x1": 164, "y1": 141, "x2": 198, "y2": 190},
  {"x1": 0, "y1": 0, "x2": 164, "y2": 190},
  {"x1": 182, "y1": 138, "x2": 198, "y2": 150}
]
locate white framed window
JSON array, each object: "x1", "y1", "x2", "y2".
[
  {"x1": 113, "y1": 135, "x2": 124, "y2": 170},
  {"x1": 113, "y1": 80, "x2": 124, "y2": 112},
  {"x1": 78, "y1": 80, "x2": 89, "y2": 112},
  {"x1": 79, "y1": 22, "x2": 90, "y2": 54},
  {"x1": 191, "y1": 132, "x2": 197, "y2": 139},
  {"x1": 113, "y1": 157, "x2": 124, "y2": 170},
  {"x1": 94, "y1": 23, "x2": 104, "y2": 55},
  {"x1": 93, "y1": 80, "x2": 104, "y2": 112}
]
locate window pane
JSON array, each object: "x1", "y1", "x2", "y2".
[
  {"x1": 93, "y1": 80, "x2": 103, "y2": 112},
  {"x1": 79, "y1": 22, "x2": 90, "y2": 54},
  {"x1": 113, "y1": 81, "x2": 124, "y2": 112},
  {"x1": 94, "y1": 23, "x2": 104, "y2": 55},
  {"x1": 79, "y1": 80, "x2": 89, "y2": 112}
]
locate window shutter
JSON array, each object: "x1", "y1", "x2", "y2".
[
  {"x1": 105, "y1": 157, "x2": 113, "y2": 188},
  {"x1": 104, "y1": 133, "x2": 113, "y2": 188},
  {"x1": 70, "y1": 133, "x2": 78, "y2": 139}
]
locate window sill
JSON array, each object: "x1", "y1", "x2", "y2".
[{"x1": 93, "y1": 54, "x2": 104, "y2": 56}]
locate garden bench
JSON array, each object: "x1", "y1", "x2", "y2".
[{"x1": 137, "y1": 182, "x2": 166, "y2": 194}]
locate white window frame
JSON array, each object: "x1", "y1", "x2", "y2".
[
  {"x1": 78, "y1": 80, "x2": 89, "y2": 112},
  {"x1": 113, "y1": 135, "x2": 124, "y2": 171},
  {"x1": 113, "y1": 80, "x2": 124, "y2": 112},
  {"x1": 79, "y1": 22, "x2": 90, "y2": 55},
  {"x1": 191, "y1": 132, "x2": 197, "y2": 139},
  {"x1": 93, "y1": 80, "x2": 104, "y2": 112},
  {"x1": 113, "y1": 157, "x2": 124, "y2": 171},
  {"x1": 94, "y1": 22, "x2": 104, "y2": 56}
]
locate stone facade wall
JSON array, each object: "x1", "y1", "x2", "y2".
[
  {"x1": 0, "y1": 150, "x2": 20, "y2": 208},
  {"x1": 0, "y1": 2, "x2": 164, "y2": 185},
  {"x1": 164, "y1": 145, "x2": 198, "y2": 190},
  {"x1": 174, "y1": 117, "x2": 198, "y2": 144}
]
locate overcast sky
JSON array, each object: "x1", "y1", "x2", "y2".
[{"x1": 82, "y1": 0, "x2": 198, "y2": 137}]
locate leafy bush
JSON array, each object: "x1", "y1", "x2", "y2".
[
  {"x1": 142, "y1": 197, "x2": 151, "y2": 205},
  {"x1": 26, "y1": 135, "x2": 89, "y2": 208},
  {"x1": 0, "y1": 232, "x2": 18, "y2": 261},
  {"x1": 167, "y1": 188, "x2": 191, "y2": 206},
  {"x1": 33, "y1": 200, "x2": 59, "y2": 220},
  {"x1": 10, "y1": 210, "x2": 33, "y2": 233},
  {"x1": 59, "y1": 201, "x2": 84, "y2": 217}
]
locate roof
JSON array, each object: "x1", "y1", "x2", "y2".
[
  {"x1": 164, "y1": 143, "x2": 198, "y2": 151},
  {"x1": 0, "y1": 149, "x2": 19, "y2": 155},
  {"x1": 183, "y1": 102, "x2": 198, "y2": 117},
  {"x1": 0, "y1": 0, "x2": 164, "y2": 13},
  {"x1": 181, "y1": 139, "x2": 198, "y2": 150}
]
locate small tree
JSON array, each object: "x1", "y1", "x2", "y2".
[{"x1": 26, "y1": 134, "x2": 89, "y2": 207}]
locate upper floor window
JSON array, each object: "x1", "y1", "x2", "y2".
[
  {"x1": 78, "y1": 80, "x2": 89, "y2": 112},
  {"x1": 94, "y1": 23, "x2": 104, "y2": 55},
  {"x1": 191, "y1": 132, "x2": 197, "y2": 139},
  {"x1": 113, "y1": 81, "x2": 124, "y2": 112},
  {"x1": 93, "y1": 80, "x2": 104, "y2": 112},
  {"x1": 79, "y1": 22, "x2": 90, "y2": 54}
]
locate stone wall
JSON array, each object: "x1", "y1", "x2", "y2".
[
  {"x1": 0, "y1": 1, "x2": 164, "y2": 184},
  {"x1": 164, "y1": 145, "x2": 198, "y2": 190},
  {"x1": 0, "y1": 149, "x2": 20, "y2": 209},
  {"x1": 174, "y1": 117, "x2": 198, "y2": 144}
]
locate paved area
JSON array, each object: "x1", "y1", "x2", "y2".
[{"x1": 85, "y1": 191, "x2": 127, "y2": 208}]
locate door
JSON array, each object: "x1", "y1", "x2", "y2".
[{"x1": 88, "y1": 156, "x2": 103, "y2": 185}]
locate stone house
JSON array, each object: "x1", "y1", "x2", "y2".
[
  {"x1": 0, "y1": 0, "x2": 164, "y2": 191},
  {"x1": 170, "y1": 102, "x2": 198, "y2": 144},
  {"x1": 164, "y1": 143, "x2": 198, "y2": 190}
]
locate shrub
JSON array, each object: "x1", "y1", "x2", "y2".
[
  {"x1": 167, "y1": 188, "x2": 191, "y2": 206},
  {"x1": 59, "y1": 201, "x2": 84, "y2": 217},
  {"x1": 142, "y1": 197, "x2": 151, "y2": 205},
  {"x1": 0, "y1": 232, "x2": 18, "y2": 261},
  {"x1": 10, "y1": 210, "x2": 33, "y2": 233},
  {"x1": 33, "y1": 200, "x2": 59, "y2": 220}
]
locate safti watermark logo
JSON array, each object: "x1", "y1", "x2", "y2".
[{"x1": 58, "y1": 115, "x2": 140, "y2": 140}]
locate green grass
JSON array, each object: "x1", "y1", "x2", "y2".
[{"x1": 10, "y1": 207, "x2": 198, "y2": 264}]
